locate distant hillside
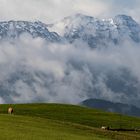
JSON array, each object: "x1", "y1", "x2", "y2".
[
  {"x1": 0, "y1": 103, "x2": 140, "y2": 140},
  {"x1": 81, "y1": 99, "x2": 140, "y2": 117},
  {"x1": 0, "y1": 103, "x2": 140, "y2": 129}
]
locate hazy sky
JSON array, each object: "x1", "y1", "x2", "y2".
[{"x1": 0, "y1": 0, "x2": 140, "y2": 23}]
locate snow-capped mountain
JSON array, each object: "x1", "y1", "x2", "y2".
[
  {"x1": 0, "y1": 20, "x2": 61, "y2": 42},
  {"x1": 0, "y1": 14, "x2": 140, "y2": 47},
  {"x1": 0, "y1": 14, "x2": 140, "y2": 109},
  {"x1": 48, "y1": 14, "x2": 140, "y2": 47}
]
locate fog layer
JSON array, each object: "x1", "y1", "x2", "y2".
[{"x1": 0, "y1": 34, "x2": 140, "y2": 107}]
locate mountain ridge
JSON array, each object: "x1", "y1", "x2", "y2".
[
  {"x1": 48, "y1": 13, "x2": 140, "y2": 47},
  {"x1": 0, "y1": 13, "x2": 140, "y2": 47},
  {"x1": 81, "y1": 98, "x2": 140, "y2": 117},
  {"x1": 0, "y1": 20, "x2": 61, "y2": 42}
]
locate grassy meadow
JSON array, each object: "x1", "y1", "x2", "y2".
[{"x1": 0, "y1": 103, "x2": 140, "y2": 140}]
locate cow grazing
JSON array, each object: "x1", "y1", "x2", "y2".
[
  {"x1": 8, "y1": 107, "x2": 13, "y2": 114},
  {"x1": 101, "y1": 126, "x2": 109, "y2": 130}
]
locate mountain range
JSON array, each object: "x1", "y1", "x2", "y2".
[
  {"x1": 0, "y1": 20, "x2": 61, "y2": 42},
  {"x1": 0, "y1": 13, "x2": 140, "y2": 111},
  {"x1": 0, "y1": 14, "x2": 140, "y2": 46},
  {"x1": 48, "y1": 14, "x2": 140, "y2": 47}
]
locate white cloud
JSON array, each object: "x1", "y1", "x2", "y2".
[
  {"x1": 0, "y1": 35, "x2": 140, "y2": 106},
  {"x1": 0, "y1": 0, "x2": 139, "y2": 23}
]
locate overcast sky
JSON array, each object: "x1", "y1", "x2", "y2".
[{"x1": 0, "y1": 0, "x2": 140, "y2": 23}]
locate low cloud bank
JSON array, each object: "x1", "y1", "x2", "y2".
[{"x1": 0, "y1": 34, "x2": 140, "y2": 107}]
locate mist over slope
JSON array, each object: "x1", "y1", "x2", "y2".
[{"x1": 0, "y1": 14, "x2": 140, "y2": 107}]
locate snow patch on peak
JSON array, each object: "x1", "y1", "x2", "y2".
[
  {"x1": 0, "y1": 20, "x2": 61, "y2": 42},
  {"x1": 114, "y1": 15, "x2": 134, "y2": 21},
  {"x1": 113, "y1": 15, "x2": 138, "y2": 26},
  {"x1": 48, "y1": 14, "x2": 140, "y2": 47}
]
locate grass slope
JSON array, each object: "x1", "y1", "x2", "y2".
[
  {"x1": 0, "y1": 103, "x2": 140, "y2": 140},
  {"x1": 0, "y1": 114, "x2": 107, "y2": 140}
]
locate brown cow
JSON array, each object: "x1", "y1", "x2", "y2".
[{"x1": 8, "y1": 107, "x2": 13, "y2": 114}]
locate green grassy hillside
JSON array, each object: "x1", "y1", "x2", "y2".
[
  {"x1": 0, "y1": 103, "x2": 140, "y2": 129},
  {"x1": 0, "y1": 114, "x2": 109, "y2": 140},
  {"x1": 0, "y1": 103, "x2": 140, "y2": 140}
]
